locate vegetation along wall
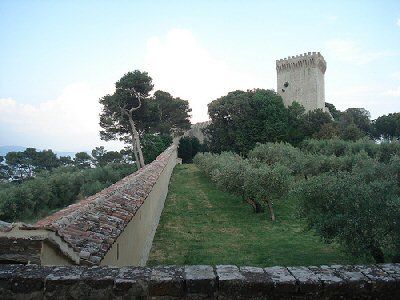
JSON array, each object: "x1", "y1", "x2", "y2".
[{"x1": 0, "y1": 145, "x2": 178, "y2": 266}]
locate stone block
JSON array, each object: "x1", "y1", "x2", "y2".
[
  {"x1": 308, "y1": 265, "x2": 346, "y2": 298},
  {"x1": 264, "y1": 266, "x2": 296, "y2": 295},
  {"x1": 80, "y1": 266, "x2": 120, "y2": 299},
  {"x1": 287, "y1": 266, "x2": 321, "y2": 295},
  {"x1": 5, "y1": 264, "x2": 51, "y2": 300},
  {"x1": 113, "y1": 266, "x2": 150, "y2": 298},
  {"x1": 237, "y1": 266, "x2": 273, "y2": 298},
  {"x1": 329, "y1": 264, "x2": 369, "y2": 298},
  {"x1": 216, "y1": 265, "x2": 245, "y2": 299},
  {"x1": 149, "y1": 266, "x2": 184, "y2": 297},
  {"x1": 0, "y1": 264, "x2": 24, "y2": 299},
  {"x1": 184, "y1": 265, "x2": 215, "y2": 296},
  {"x1": 44, "y1": 265, "x2": 85, "y2": 300},
  {"x1": 355, "y1": 264, "x2": 399, "y2": 298}
]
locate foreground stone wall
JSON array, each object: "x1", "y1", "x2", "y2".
[{"x1": 1, "y1": 263, "x2": 399, "y2": 299}]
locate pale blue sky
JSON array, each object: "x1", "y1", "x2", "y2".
[{"x1": 1, "y1": 0, "x2": 399, "y2": 151}]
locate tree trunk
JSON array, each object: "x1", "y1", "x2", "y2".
[
  {"x1": 134, "y1": 133, "x2": 145, "y2": 167},
  {"x1": 370, "y1": 245, "x2": 385, "y2": 263},
  {"x1": 131, "y1": 138, "x2": 141, "y2": 170},
  {"x1": 245, "y1": 199, "x2": 263, "y2": 213},
  {"x1": 265, "y1": 199, "x2": 276, "y2": 221},
  {"x1": 128, "y1": 115, "x2": 145, "y2": 168}
]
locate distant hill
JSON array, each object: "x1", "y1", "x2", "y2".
[{"x1": 0, "y1": 146, "x2": 77, "y2": 158}]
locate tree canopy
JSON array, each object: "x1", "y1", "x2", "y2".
[
  {"x1": 206, "y1": 89, "x2": 287, "y2": 154},
  {"x1": 99, "y1": 70, "x2": 191, "y2": 168},
  {"x1": 373, "y1": 113, "x2": 400, "y2": 140}
]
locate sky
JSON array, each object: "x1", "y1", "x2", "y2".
[{"x1": 0, "y1": 0, "x2": 399, "y2": 152}]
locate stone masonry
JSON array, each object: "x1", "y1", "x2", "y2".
[
  {"x1": 1, "y1": 263, "x2": 399, "y2": 299},
  {"x1": 276, "y1": 52, "x2": 327, "y2": 112}
]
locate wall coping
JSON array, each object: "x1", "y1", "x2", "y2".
[{"x1": 0, "y1": 263, "x2": 399, "y2": 299}]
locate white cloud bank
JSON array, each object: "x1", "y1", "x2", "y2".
[
  {"x1": 144, "y1": 28, "x2": 263, "y2": 122},
  {"x1": 0, "y1": 83, "x2": 122, "y2": 151}
]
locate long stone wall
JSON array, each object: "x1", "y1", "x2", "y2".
[
  {"x1": 0, "y1": 145, "x2": 178, "y2": 266},
  {"x1": 1, "y1": 263, "x2": 399, "y2": 299}
]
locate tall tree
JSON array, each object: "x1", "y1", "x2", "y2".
[
  {"x1": 338, "y1": 108, "x2": 372, "y2": 138},
  {"x1": 207, "y1": 89, "x2": 288, "y2": 155},
  {"x1": 100, "y1": 71, "x2": 153, "y2": 169},
  {"x1": 74, "y1": 152, "x2": 92, "y2": 169},
  {"x1": 99, "y1": 70, "x2": 192, "y2": 167},
  {"x1": 300, "y1": 108, "x2": 333, "y2": 138},
  {"x1": 150, "y1": 90, "x2": 191, "y2": 135},
  {"x1": 286, "y1": 101, "x2": 306, "y2": 145},
  {"x1": 373, "y1": 113, "x2": 400, "y2": 140}
]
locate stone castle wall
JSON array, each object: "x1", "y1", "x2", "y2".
[
  {"x1": 1, "y1": 263, "x2": 399, "y2": 299},
  {"x1": 276, "y1": 52, "x2": 326, "y2": 111}
]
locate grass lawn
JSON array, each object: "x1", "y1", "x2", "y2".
[{"x1": 148, "y1": 164, "x2": 368, "y2": 267}]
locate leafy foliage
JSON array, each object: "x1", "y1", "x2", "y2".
[
  {"x1": 99, "y1": 71, "x2": 191, "y2": 167},
  {"x1": 0, "y1": 163, "x2": 135, "y2": 222},
  {"x1": 140, "y1": 134, "x2": 172, "y2": 164},
  {"x1": 196, "y1": 138, "x2": 400, "y2": 262},
  {"x1": 206, "y1": 89, "x2": 288, "y2": 155},
  {"x1": 178, "y1": 136, "x2": 201, "y2": 163},
  {"x1": 294, "y1": 158, "x2": 400, "y2": 263},
  {"x1": 373, "y1": 112, "x2": 400, "y2": 140},
  {"x1": 194, "y1": 150, "x2": 292, "y2": 220}
]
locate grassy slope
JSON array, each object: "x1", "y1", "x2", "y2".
[{"x1": 148, "y1": 164, "x2": 367, "y2": 267}]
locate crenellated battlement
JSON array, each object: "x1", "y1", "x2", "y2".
[{"x1": 276, "y1": 52, "x2": 326, "y2": 74}]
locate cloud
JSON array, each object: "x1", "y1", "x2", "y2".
[
  {"x1": 325, "y1": 39, "x2": 392, "y2": 65},
  {"x1": 383, "y1": 86, "x2": 400, "y2": 97},
  {"x1": 397, "y1": 18, "x2": 400, "y2": 27},
  {"x1": 0, "y1": 83, "x2": 123, "y2": 151},
  {"x1": 144, "y1": 28, "x2": 263, "y2": 122}
]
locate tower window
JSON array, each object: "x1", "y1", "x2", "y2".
[{"x1": 284, "y1": 82, "x2": 289, "y2": 88}]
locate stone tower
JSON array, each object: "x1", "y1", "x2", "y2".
[{"x1": 276, "y1": 52, "x2": 326, "y2": 111}]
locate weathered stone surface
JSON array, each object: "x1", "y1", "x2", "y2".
[
  {"x1": 308, "y1": 265, "x2": 347, "y2": 298},
  {"x1": 0, "y1": 263, "x2": 400, "y2": 299},
  {"x1": 287, "y1": 266, "x2": 321, "y2": 294},
  {"x1": 264, "y1": 266, "x2": 296, "y2": 295},
  {"x1": 238, "y1": 266, "x2": 273, "y2": 298},
  {"x1": 184, "y1": 265, "x2": 215, "y2": 296},
  {"x1": 44, "y1": 266, "x2": 85, "y2": 300},
  {"x1": 216, "y1": 265, "x2": 245, "y2": 298},
  {"x1": 277, "y1": 52, "x2": 327, "y2": 112},
  {"x1": 149, "y1": 266, "x2": 184, "y2": 297},
  {"x1": 0, "y1": 237, "x2": 42, "y2": 264},
  {"x1": 354, "y1": 264, "x2": 400, "y2": 298},
  {"x1": 78, "y1": 266, "x2": 120, "y2": 299},
  {"x1": 0, "y1": 264, "x2": 24, "y2": 299},
  {"x1": 114, "y1": 266, "x2": 150, "y2": 298},
  {"x1": 379, "y1": 263, "x2": 400, "y2": 280}
]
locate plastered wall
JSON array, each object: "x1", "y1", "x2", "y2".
[{"x1": 101, "y1": 147, "x2": 177, "y2": 266}]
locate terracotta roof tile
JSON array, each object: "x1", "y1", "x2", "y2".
[{"x1": 33, "y1": 145, "x2": 176, "y2": 264}]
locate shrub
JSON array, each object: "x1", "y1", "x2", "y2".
[
  {"x1": 0, "y1": 163, "x2": 135, "y2": 222},
  {"x1": 178, "y1": 136, "x2": 201, "y2": 163},
  {"x1": 294, "y1": 157, "x2": 400, "y2": 263},
  {"x1": 194, "y1": 150, "x2": 293, "y2": 220}
]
